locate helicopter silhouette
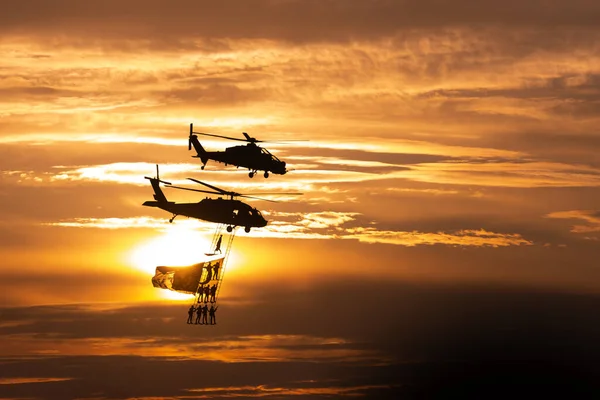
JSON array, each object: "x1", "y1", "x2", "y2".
[
  {"x1": 188, "y1": 123, "x2": 300, "y2": 178},
  {"x1": 142, "y1": 165, "x2": 301, "y2": 232}
]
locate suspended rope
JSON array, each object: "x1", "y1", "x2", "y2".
[
  {"x1": 214, "y1": 227, "x2": 237, "y2": 304},
  {"x1": 209, "y1": 224, "x2": 224, "y2": 254},
  {"x1": 190, "y1": 224, "x2": 236, "y2": 315}
]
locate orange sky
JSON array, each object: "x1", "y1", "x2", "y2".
[{"x1": 1, "y1": 1, "x2": 600, "y2": 398}]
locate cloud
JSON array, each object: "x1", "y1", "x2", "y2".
[
  {"x1": 346, "y1": 228, "x2": 533, "y2": 248},
  {"x1": 45, "y1": 213, "x2": 532, "y2": 248},
  {"x1": 2, "y1": 283, "x2": 600, "y2": 398},
  {"x1": 185, "y1": 383, "x2": 396, "y2": 398},
  {"x1": 0, "y1": 377, "x2": 73, "y2": 385},
  {"x1": 546, "y1": 210, "x2": 600, "y2": 234},
  {"x1": 1, "y1": 333, "x2": 381, "y2": 364},
  {"x1": 2, "y1": 1, "x2": 600, "y2": 46},
  {"x1": 400, "y1": 161, "x2": 600, "y2": 188}
]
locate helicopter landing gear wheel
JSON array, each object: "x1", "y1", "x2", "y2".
[
  {"x1": 264, "y1": 171, "x2": 269, "y2": 178},
  {"x1": 249, "y1": 172, "x2": 254, "y2": 178},
  {"x1": 226, "y1": 225, "x2": 233, "y2": 233},
  {"x1": 201, "y1": 165, "x2": 205, "y2": 170},
  {"x1": 169, "y1": 214, "x2": 177, "y2": 223},
  {"x1": 245, "y1": 226, "x2": 251, "y2": 233}
]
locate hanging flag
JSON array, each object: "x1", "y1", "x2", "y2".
[{"x1": 152, "y1": 257, "x2": 224, "y2": 294}]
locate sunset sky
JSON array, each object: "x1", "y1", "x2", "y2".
[{"x1": 1, "y1": 1, "x2": 600, "y2": 398}]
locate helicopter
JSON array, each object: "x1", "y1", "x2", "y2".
[
  {"x1": 188, "y1": 123, "x2": 298, "y2": 178},
  {"x1": 142, "y1": 165, "x2": 301, "y2": 232}
]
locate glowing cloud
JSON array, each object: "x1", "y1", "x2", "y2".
[
  {"x1": 345, "y1": 228, "x2": 533, "y2": 247},
  {"x1": 546, "y1": 210, "x2": 600, "y2": 234},
  {"x1": 0, "y1": 377, "x2": 73, "y2": 385},
  {"x1": 45, "y1": 214, "x2": 533, "y2": 248}
]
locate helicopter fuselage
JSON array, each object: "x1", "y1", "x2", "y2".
[
  {"x1": 144, "y1": 197, "x2": 268, "y2": 229},
  {"x1": 191, "y1": 135, "x2": 287, "y2": 176}
]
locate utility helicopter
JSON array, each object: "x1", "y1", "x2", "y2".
[
  {"x1": 188, "y1": 123, "x2": 300, "y2": 178},
  {"x1": 142, "y1": 165, "x2": 301, "y2": 232}
]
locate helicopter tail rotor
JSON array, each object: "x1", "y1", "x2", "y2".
[
  {"x1": 189, "y1": 123, "x2": 193, "y2": 151},
  {"x1": 144, "y1": 164, "x2": 172, "y2": 185}
]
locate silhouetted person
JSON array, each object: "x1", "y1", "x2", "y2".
[
  {"x1": 187, "y1": 305, "x2": 195, "y2": 324},
  {"x1": 203, "y1": 286, "x2": 210, "y2": 303},
  {"x1": 209, "y1": 305, "x2": 219, "y2": 325},
  {"x1": 215, "y1": 235, "x2": 222, "y2": 253},
  {"x1": 213, "y1": 262, "x2": 221, "y2": 280},
  {"x1": 196, "y1": 285, "x2": 203, "y2": 302},
  {"x1": 202, "y1": 304, "x2": 208, "y2": 324},
  {"x1": 195, "y1": 304, "x2": 202, "y2": 324},
  {"x1": 205, "y1": 264, "x2": 213, "y2": 282},
  {"x1": 210, "y1": 284, "x2": 217, "y2": 302}
]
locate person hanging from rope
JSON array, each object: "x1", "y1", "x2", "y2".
[
  {"x1": 212, "y1": 261, "x2": 221, "y2": 281},
  {"x1": 195, "y1": 304, "x2": 203, "y2": 325},
  {"x1": 214, "y1": 235, "x2": 222, "y2": 254},
  {"x1": 187, "y1": 304, "x2": 195, "y2": 324},
  {"x1": 196, "y1": 285, "x2": 204, "y2": 303},
  {"x1": 201, "y1": 304, "x2": 209, "y2": 325},
  {"x1": 203, "y1": 285, "x2": 210, "y2": 303},
  {"x1": 210, "y1": 284, "x2": 217, "y2": 303},
  {"x1": 209, "y1": 305, "x2": 219, "y2": 325}
]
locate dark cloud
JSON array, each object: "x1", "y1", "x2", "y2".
[
  {"x1": 418, "y1": 74, "x2": 600, "y2": 102},
  {"x1": 2, "y1": 1, "x2": 600, "y2": 44},
  {"x1": 2, "y1": 280, "x2": 600, "y2": 398}
]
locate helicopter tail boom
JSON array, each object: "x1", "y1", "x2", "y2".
[
  {"x1": 189, "y1": 134, "x2": 209, "y2": 165},
  {"x1": 144, "y1": 165, "x2": 169, "y2": 204}
]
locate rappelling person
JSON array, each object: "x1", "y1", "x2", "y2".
[
  {"x1": 195, "y1": 304, "x2": 202, "y2": 324},
  {"x1": 209, "y1": 305, "x2": 219, "y2": 325},
  {"x1": 202, "y1": 304, "x2": 209, "y2": 325},
  {"x1": 210, "y1": 284, "x2": 217, "y2": 303},
  {"x1": 212, "y1": 262, "x2": 221, "y2": 281},
  {"x1": 187, "y1": 305, "x2": 195, "y2": 324},
  {"x1": 215, "y1": 235, "x2": 222, "y2": 254}
]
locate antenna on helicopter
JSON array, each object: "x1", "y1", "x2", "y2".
[{"x1": 144, "y1": 164, "x2": 172, "y2": 185}]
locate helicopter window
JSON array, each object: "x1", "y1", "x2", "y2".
[{"x1": 261, "y1": 147, "x2": 280, "y2": 161}]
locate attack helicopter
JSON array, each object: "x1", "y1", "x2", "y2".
[
  {"x1": 188, "y1": 123, "x2": 300, "y2": 178},
  {"x1": 142, "y1": 165, "x2": 301, "y2": 232}
]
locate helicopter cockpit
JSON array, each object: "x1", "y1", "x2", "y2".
[{"x1": 261, "y1": 147, "x2": 282, "y2": 162}]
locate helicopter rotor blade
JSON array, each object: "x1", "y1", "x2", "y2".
[
  {"x1": 238, "y1": 195, "x2": 279, "y2": 203},
  {"x1": 193, "y1": 132, "x2": 249, "y2": 142},
  {"x1": 242, "y1": 132, "x2": 260, "y2": 143},
  {"x1": 186, "y1": 178, "x2": 232, "y2": 194},
  {"x1": 239, "y1": 192, "x2": 304, "y2": 196},
  {"x1": 193, "y1": 129, "x2": 306, "y2": 145},
  {"x1": 254, "y1": 140, "x2": 308, "y2": 144},
  {"x1": 167, "y1": 185, "x2": 220, "y2": 196}
]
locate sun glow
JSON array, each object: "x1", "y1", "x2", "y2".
[
  {"x1": 126, "y1": 224, "x2": 244, "y2": 301},
  {"x1": 127, "y1": 225, "x2": 213, "y2": 275}
]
